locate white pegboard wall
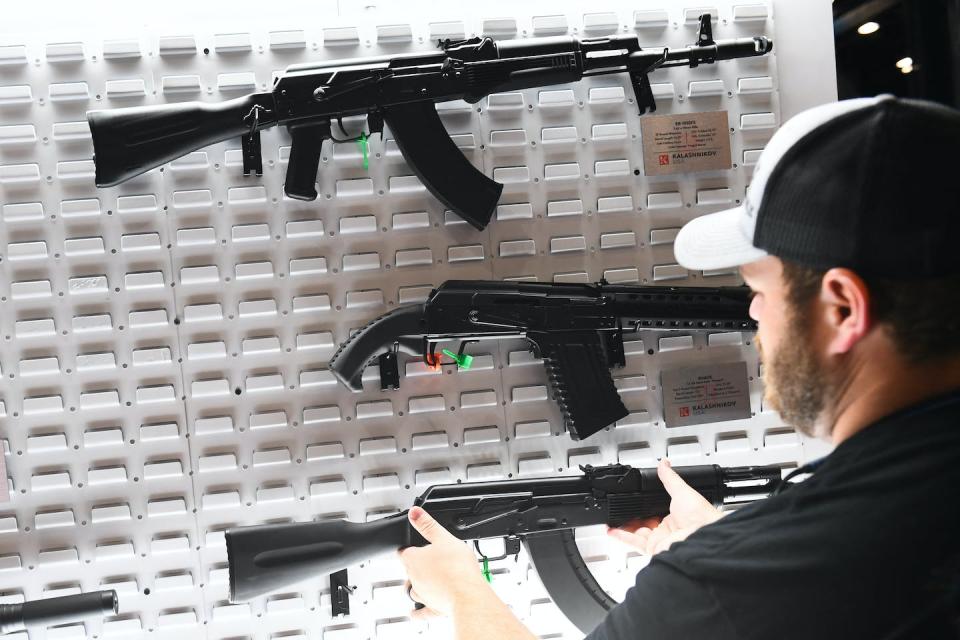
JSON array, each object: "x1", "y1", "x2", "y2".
[{"x1": 0, "y1": 2, "x2": 836, "y2": 639}]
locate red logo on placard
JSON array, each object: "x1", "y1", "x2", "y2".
[
  {"x1": 679, "y1": 406, "x2": 690, "y2": 417},
  {"x1": 659, "y1": 154, "x2": 671, "y2": 166}
]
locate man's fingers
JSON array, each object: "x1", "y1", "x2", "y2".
[
  {"x1": 618, "y1": 517, "x2": 661, "y2": 533},
  {"x1": 607, "y1": 526, "x2": 652, "y2": 551},
  {"x1": 656, "y1": 514, "x2": 677, "y2": 534},
  {"x1": 398, "y1": 545, "x2": 422, "y2": 565},
  {"x1": 652, "y1": 529, "x2": 690, "y2": 555},
  {"x1": 657, "y1": 459, "x2": 694, "y2": 499},
  {"x1": 643, "y1": 518, "x2": 677, "y2": 555},
  {"x1": 407, "y1": 583, "x2": 442, "y2": 620},
  {"x1": 408, "y1": 506, "x2": 457, "y2": 544}
]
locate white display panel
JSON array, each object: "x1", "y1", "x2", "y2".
[{"x1": 0, "y1": 1, "x2": 837, "y2": 638}]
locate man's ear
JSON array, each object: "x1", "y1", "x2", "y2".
[{"x1": 819, "y1": 268, "x2": 873, "y2": 355}]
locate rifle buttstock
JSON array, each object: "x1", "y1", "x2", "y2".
[
  {"x1": 227, "y1": 512, "x2": 421, "y2": 602},
  {"x1": 329, "y1": 303, "x2": 426, "y2": 391},
  {"x1": 87, "y1": 94, "x2": 273, "y2": 187}
]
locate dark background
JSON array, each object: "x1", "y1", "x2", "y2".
[{"x1": 834, "y1": 0, "x2": 960, "y2": 107}]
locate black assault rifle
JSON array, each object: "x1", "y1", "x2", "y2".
[
  {"x1": 86, "y1": 16, "x2": 772, "y2": 229},
  {"x1": 226, "y1": 463, "x2": 781, "y2": 633},
  {"x1": 329, "y1": 280, "x2": 756, "y2": 441}
]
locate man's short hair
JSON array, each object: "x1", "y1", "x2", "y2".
[{"x1": 780, "y1": 260, "x2": 960, "y2": 363}]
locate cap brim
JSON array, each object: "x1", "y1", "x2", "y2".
[{"x1": 674, "y1": 206, "x2": 769, "y2": 271}]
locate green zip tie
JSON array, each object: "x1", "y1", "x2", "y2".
[
  {"x1": 357, "y1": 132, "x2": 369, "y2": 170},
  {"x1": 481, "y1": 556, "x2": 492, "y2": 583},
  {"x1": 442, "y1": 349, "x2": 473, "y2": 370}
]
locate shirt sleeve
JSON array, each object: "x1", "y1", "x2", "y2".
[{"x1": 583, "y1": 555, "x2": 739, "y2": 640}]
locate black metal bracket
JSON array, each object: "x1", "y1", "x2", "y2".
[
  {"x1": 241, "y1": 106, "x2": 265, "y2": 176},
  {"x1": 630, "y1": 70, "x2": 657, "y2": 115},
  {"x1": 421, "y1": 338, "x2": 479, "y2": 369},
  {"x1": 366, "y1": 109, "x2": 385, "y2": 137},
  {"x1": 627, "y1": 46, "x2": 668, "y2": 115},
  {"x1": 330, "y1": 569, "x2": 352, "y2": 616},
  {"x1": 241, "y1": 131, "x2": 262, "y2": 176},
  {"x1": 455, "y1": 339, "x2": 478, "y2": 360},
  {"x1": 378, "y1": 350, "x2": 400, "y2": 390}
]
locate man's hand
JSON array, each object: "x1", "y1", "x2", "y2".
[
  {"x1": 398, "y1": 506, "x2": 492, "y2": 619},
  {"x1": 607, "y1": 459, "x2": 723, "y2": 555}
]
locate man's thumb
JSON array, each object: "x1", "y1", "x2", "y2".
[
  {"x1": 408, "y1": 506, "x2": 455, "y2": 543},
  {"x1": 657, "y1": 459, "x2": 692, "y2": 498}
]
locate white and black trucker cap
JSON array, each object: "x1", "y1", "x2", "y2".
[{"x1": 673, "y1": 95, "x2": 960, "y2": 277}]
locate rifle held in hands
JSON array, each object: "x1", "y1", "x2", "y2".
[{"x1": 226, "y1": 463, "x2": 781, "y2": 632}]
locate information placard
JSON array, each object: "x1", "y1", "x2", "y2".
[
  {"x1": 641, "y1": 110, "x2": 733, "y2": 176},
  {"x1": 661, "y1": 361, "x2": 752, "y2": 427}
]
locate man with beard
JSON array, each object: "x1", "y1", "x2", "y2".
[{"x1": 398, "y1": 96, "x2": 960, "y2": 639}]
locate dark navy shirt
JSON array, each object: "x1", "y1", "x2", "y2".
[{"x1": 586, "y1": 390, "x2": 960, "y2": 640}]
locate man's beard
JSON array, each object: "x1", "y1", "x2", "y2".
[{"x1": 756, "y1": 308, "x2": 834, "y2": 438}]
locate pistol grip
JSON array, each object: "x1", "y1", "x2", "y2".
[
  {"x1": 284, "y1": 121, "x2": 330, "y2": 200},
  {"x1": 532, "y1": 332, "x2": 629, "y2": 440}
]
